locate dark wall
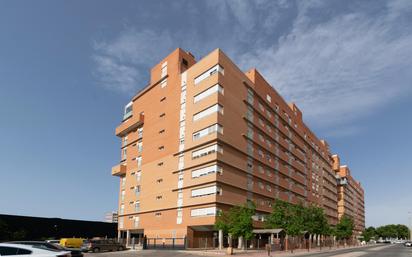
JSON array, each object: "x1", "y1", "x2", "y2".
[{"x1": 0, "y1": 214, "x2": 117, "y2": 242}]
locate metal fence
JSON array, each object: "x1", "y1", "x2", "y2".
[{"x1": 144, "y1": 237, "x2": 186, "y2": 249}]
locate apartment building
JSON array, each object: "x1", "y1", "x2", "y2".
[
  {"x1": 112, "y1": 48, "x2": 351, "y2": 248},
  {"x1": 332, "y1": 155, "x2": 365, "y2": 238}
]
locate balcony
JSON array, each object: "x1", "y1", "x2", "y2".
[
  {"x1": 115, "y1": 113, "x2": 144, "y2": 137},
  {"x1": 112, "y1": 163, "x2": 127, "y2": 176}
]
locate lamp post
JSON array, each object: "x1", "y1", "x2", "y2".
[{"x1": 408, "y1": 212, "x2": 412, "y2": 241}]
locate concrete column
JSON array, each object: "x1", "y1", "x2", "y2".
[
  {"x1": 238, "y1": 236, "x2": 243, "y2": 249},
  {"x1": 218, "y1": 230, "x2": 223, "y2": 250},
  {"x1": 117, "y1": 230, "x2": 121, "y2": 242},
  {"x1": 126, "y1": 230, "x2": 131, "y2": 246}
]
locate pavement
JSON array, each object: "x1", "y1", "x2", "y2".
[{"x1": 84, "y1": 244, "x2": 412, "y2": 257}]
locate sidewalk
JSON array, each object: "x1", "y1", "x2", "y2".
[{"x1": 183, "y1": 244, "x2": 378, "y2": 257}]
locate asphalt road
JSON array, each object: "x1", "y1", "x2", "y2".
[
  {"x1": 292, "y1": 244, "x2": 412, "y2": 257},
  {"x1": 84, "y1": 244, "x2": 412, "y2": 257}
]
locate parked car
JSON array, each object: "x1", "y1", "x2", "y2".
[
  {"x1": 81, "y1": 239, "x2": 125, "y2": 253},
  {"x1": 59, "y1": 239, "x2": 84, "y2": 249},
  {"x1": 404, "y1": 241, "x2": 412, "y2": 247},
  {"x1": 45, "y1": 241, "x2": 60, "y2": 245},
  {"x1": 8, "y1": 241, "x2": 83, "y2": 257},
  {"x1": 0, "y1": 243, "x2": 70, "y2": 257}
]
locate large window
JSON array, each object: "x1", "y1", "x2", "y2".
[
  {"x1": 193, "y1": 124, "x2": 223, "y2": 140},
  {"x1": 194, "y1": 64, "x2": 224, "y2": 85},
  {"x1": 192, "y1": 144, "x2": 222, "y2": 159},
  {"x1": 191, "y1": 207, "x2": 217, "y2": 217},
  {"x1": 194, "y1": 84, "x2": 223, "y2": 103},
  {"x1": 123, "y1": 102, "x2": 133, "y2": 120},
  {"x1": 193, "y1": 104, "x2": 223, "y2": 121},
  {"x1": 191, "y1": 185, "x2": 220, "y2": 197},
  {"x1": 192, "y1": 165, "x2": 222, "y2": 178}
]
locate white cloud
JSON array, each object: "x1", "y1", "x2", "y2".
[
  {"x1": 238, "y1": 0, "x2": 412, "y2": 132},
  {"x1": 92, "y1": 29, "x2": 174, "y2": 93},
  {"x1": 92, "y1": 0, "x2": 412, "y2": 136}
]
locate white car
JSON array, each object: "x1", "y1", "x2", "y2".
[{"x1": 0, "y1": 243, "x2": 71, "y2": 257}]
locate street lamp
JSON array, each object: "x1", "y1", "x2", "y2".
[{"x1": 408, "y1": 212, "x2": 412, "y2": 241}]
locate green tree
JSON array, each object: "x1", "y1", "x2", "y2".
[
  {"x1": 214, "y1": 202, "x2": 255, "y2": 249},
  {"x1": 361, "y1": 226, "x2": 376, "y2": 242},
  {"x1": 0, "y1": 219, "x2": 10, "y2": 242},
  {"x1": 265, "y1": 200, "x2": 305, "y2": 253},
  {"x1": 336, "y1": 215, "x2": 354, "y2": 245},
  {"x1": 303, "y1": 205, "x2": 329, "y2": 249},
  {"x1": 375, "y1": 224, "x2": 410, "y2": 239}
]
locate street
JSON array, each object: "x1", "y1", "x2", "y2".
[{"x1": 84, "y1": 244, "x2": 412, "y2": 257}]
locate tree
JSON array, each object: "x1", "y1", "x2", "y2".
[
  {"x1": 303, "y1": 205, "x2": 329, "y2": 249},
  {"x1": 335, "y1": 215, "x2": 354, "y2": 245},
  {"x1": 215, "y1": 202, "x2": 256, "y2": 249},
  {"x1": 361, "y1": 226, "x2": 376, "y2": 242},
  {"x1": 375, "y1": 224, "x2": 410, "y2": 240},
  {"x1": 0, "y1": 219, "x2": 10, "y2": 242},
  {"x1": 265, "y1": 200, "x2": 305, "y2": 253}
]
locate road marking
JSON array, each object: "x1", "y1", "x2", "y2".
[
  {"x1": 330, "y1": 252, "x2": 367, "y2": 257},
  {"x1": 368, "y1": 245, "x2": 394, "y2": 251}
]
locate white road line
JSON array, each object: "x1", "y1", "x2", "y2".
[{"x1": 330, "y1": 251, "x2": 367, "y2": 257}]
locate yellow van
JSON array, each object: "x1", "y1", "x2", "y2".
[{"x1": 60, "y1": 238, "x2": 84, "y2": 248}]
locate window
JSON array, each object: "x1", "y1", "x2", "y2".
[
  {"x1": 121, "y1": 177, "x2": 126, "y2": 188},
  {"x1": 137, "y1": 141, "x2": 143, "y2": 153},
  {"x1": 161, "y1": 62, "x2": 167, "y2": 78},
  {"x1": 192, "y1": 144, "x2": 223, "y2": 159},
  {"x1": 120, "y1": 204, "x2": 124, "y2": 215},
  {"x1": 160, "y1": 78, "x2": 167, "y2": 88},
  {"x1": 137, "y1": 127, "x2": 143, "y2": 138},
  {"x1": 191, "y1": 185, "x2": 220, "y2": 197},
  {"x1": 137, "y1": 156, "x2": 142, "y2": 169},
  {"x1": 258, "y1": 165, "x2": 264, "y2": 174},
  {"x1": 194, "y1": 64, "x2": 224, "y2": 85},
  {"x1": 119, "y1": 217, "x2": 124, "y2": 229},
  {"x1": 135, "y1": 201, "x2": 140, "y2": 212},
  {"x1": 0, "y1": 246, "x2": 32, "y2": 255},
  {"x1": 192, "y1": 165, "x2": 222, "y2": 178},
  {"x1": 258, "y1": 102, "x2": 264, "y2": 112},
  {"x1": 258, "y1": 149, "x2": 264, "y2": 158},
  {"x1": 266, "y1": 94, "x2": 272, "y2": 103},
  {"x1": 122, "y1": 136, "x2": 128, "y2": 147},
  {"x1": 258, "y1": 182, "x2": 264, "y2": 190},
  {"x1": 136, "y1": 171, "x2": 141, "y2": 182},
  {"x1": 193, "y1": 84, "x2": 223, "y2": 103},
  {"x1": 121, "y1": 190, "x2": 125, "y2": 202},
  {"x1": 135, "y1": 186, "x2": 141, "y2": 196},
  {"x1": 266, "y1": 184, "x2": 272, "y2": 192},
  {"x1": 134, "y1": 216, "x2": 139, "y2": 228},
  {"x1": 192, "y1": 124, "x2": 223, "y2": 140},
  {"x1": 191, "y1": 207, "x2": 217, "y2": 217},
  {"x1": 123, "y1": 102, "x2": 133, "y2": 120},
  {"x1": 193, "y1": 104, "x2": 223, "y2": 121},
  {"x1": 122, "y1": 148, "x2": 127, "y2": 160}
]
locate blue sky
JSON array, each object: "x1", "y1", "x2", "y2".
[{"x1": 0, "y1": 0, "x2": 411, "y2": 227}]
